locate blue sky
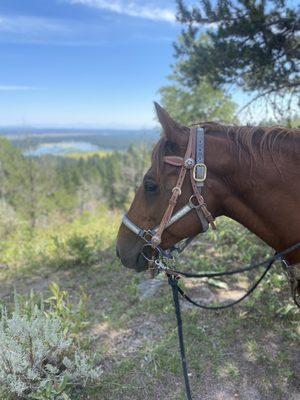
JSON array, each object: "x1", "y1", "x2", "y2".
[{"x1": 0, "y1": 0, "x2": 249, "y2": 128}]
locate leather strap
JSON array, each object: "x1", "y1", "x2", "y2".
[
  {"x1": 190, "y1": 128, "x2": 216, "y2": 230},
  {"x1": 164, "y1": 156, "x2": 184, "y2": 167},
  {"x1": 151, "y1": 133, "x2": 194, "y2": 247},
  {"x1": 196, "y1": 127, "x2": 205, "y2": 188}
]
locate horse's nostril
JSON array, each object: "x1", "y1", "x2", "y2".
[{"x1": 116, "y1": 246, "x2": 120, "y2": 259}]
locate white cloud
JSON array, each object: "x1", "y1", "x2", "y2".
[
  {"x1": 67, "y1": 0, "x2": 176, "y2": 23},
  {"x1": 0, "y1": 15, "x2": 68, "y2": 34},
  {"x1": 0, "y1": 85, "x2": 38, "y2": 91},
  {"x1": 0, "y1": 15, "x2": 110, "y2": 46},
  {"x1": 0, "y1": 8, "x2": 177, "y2": 46}
]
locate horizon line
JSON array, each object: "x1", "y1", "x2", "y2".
[{"x1": 0, "y1": 125, "x2": 159, "y2": 132}]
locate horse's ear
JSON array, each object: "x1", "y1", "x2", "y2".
[{"x1": 154, "y1": 102, "x2": 188, "y2": 147}]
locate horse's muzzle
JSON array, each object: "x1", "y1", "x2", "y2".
[{"x1": 116, "y1": 244, "x2": 148, "y2": 272}]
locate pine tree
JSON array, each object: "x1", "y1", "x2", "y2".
[{"x1": 176, "y1": 0, "x2": 300, "y2": 115}]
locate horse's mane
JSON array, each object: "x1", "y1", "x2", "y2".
[{"x1": 203, "y1": 122, "x2": 300, "y2": 167}]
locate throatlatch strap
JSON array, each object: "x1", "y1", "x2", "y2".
[{"x1": 190, "y1": 128, "x2": 215, "y2": 231}]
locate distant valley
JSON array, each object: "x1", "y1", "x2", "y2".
[{"x1": 1, "y1": 127, "x2": 160, "y2": 156}]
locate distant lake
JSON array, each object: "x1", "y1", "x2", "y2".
[{"x1": 24, "y1": 141, "x2": 100, "y2": 156}]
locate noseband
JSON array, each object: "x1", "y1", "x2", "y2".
[{"x1": 122, "y1": 127, "x2": 216, "y2": 258}]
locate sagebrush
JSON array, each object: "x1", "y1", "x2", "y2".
[{"x1": 0, "y1": 304, "x2": 102, "y2": 400}]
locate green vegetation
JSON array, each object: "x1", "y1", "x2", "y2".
[
  {"x1": 160, "y1": 75, "x2": 237, "y2": 125},
  {"x1": 0, "y1": 138, "x2": 149, "y2": 232},
  {"x1": 0, "y1": 205, "x2": 119, "y2": 275}
]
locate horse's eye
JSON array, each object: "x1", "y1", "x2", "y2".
[{"x1": 144, "y1": 180, "x2": 158, "y2": 193}]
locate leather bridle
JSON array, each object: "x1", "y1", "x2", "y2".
[{"x1": 122, "y1": 127, "x2": 216, "y2": 259}]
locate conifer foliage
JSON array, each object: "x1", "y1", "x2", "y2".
[{"x1": 176, "y1": 0, "x2": 300, "y2": 104}]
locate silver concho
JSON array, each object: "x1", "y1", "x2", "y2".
[{"x1": 184, "y1": 158, "x2": 195, "y2": 169}]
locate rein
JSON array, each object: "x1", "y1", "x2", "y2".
[
  {"x1": 159, "y1": 242, "x2": 300, "y2": 400},
  {"x1": 121, "y1": 126, "x2": 300, "y2": 400}
]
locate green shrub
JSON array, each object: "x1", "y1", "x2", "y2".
[
  {"x1": 0, "y1": 200, "x2": 19, "y2": 239},
  {"x1": 45, "y1": 282, "x2": 90, "y2": 337},
  {"x1": 66, "y1": 234, "x2": 96, "y2": 265},
  {"x1": 0, "y1": 207, "x2": 119, "y2": 273}
]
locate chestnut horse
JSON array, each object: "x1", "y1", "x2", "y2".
[{"x1": 116, "y1": 103, "x2": 300, "y2": 294}]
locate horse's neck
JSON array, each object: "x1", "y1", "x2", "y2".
[{"x1": 206, "y1": 131, "x2": 300, "y2": 264}]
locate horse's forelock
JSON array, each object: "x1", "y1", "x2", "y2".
[
  {"x1": 151, "y1": 137, "x2": 167, "y2": 183},
  {"x1": 151, "y1": 137, "x2": 183, "y2": 182}
]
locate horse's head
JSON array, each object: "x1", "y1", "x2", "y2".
[{"x1": 116, "y1": 103, "x2": 220, "y2": 271}]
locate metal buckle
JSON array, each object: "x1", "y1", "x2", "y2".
[
  {"x1": 193, "y1": 163, "x2": 207, "y2": 182},
  {"x1": 172, "y1": 186, "x2": 182, "y2": 195},
  {"x1": 141, "y1": 230, "x2": 154, "y2": 242}
]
